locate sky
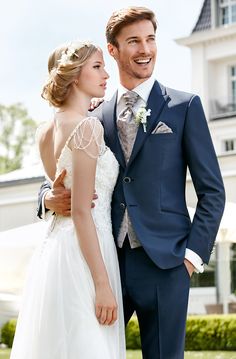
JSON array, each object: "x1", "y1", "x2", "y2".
[{"x1": 0, "y1": 0, "x2": 203, "y2": 123}]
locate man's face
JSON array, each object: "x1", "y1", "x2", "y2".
[{"x1": 108, "y1": 20, "x2": 157, "y2": 88}]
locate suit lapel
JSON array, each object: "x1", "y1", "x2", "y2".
[
  {"x1": 127, "y1": 81, "x2": 170, "y2": 168},
  {"x1": 102, "y1": 92, "x2": 126, "y2": 168}
]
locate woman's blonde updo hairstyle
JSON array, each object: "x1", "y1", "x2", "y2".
[{"x1": 41, "y1": 41, "x2": 98, "y2": 107}]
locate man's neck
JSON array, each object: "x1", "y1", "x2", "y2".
[
  {"x1": 119, "y1": 77, "x2": 151, "y2": 91},
  {"x1": 117, "y1": 76, "x2": 155, "y2": 104}
]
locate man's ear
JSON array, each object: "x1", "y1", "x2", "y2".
[{"x1": 107, "y1": 43, "x2": 117, "y2": 58}]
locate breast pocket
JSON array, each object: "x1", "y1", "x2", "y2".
[{"x1": 150, "y1": 132, "x2": 176, "y2": 140}]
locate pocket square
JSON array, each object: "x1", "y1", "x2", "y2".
[{"x1": 151, "y1": 121, "x2": 173, "y2": 134}]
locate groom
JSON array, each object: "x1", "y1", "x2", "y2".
[{"x1": 38, "y1": 7, "x2": 225, "y2": 359}]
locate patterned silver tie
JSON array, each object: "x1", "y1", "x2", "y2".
[
  {"x1": 117, "y1": 91, "x2": 141, "y2": 248},
  {"x1": 118, "y1": 91, "x2": 139, "y2": 121},
  {"x1": 117, "y1": 91, "x2": 139, "y2": 162}
]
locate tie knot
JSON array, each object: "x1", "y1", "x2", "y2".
[{"x1": 123, "y1": 91, "x2": 139, "y2": 107}]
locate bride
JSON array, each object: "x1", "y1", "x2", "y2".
[{"x1": 10, "y1": 40, "x2": 126, "y2": 359}]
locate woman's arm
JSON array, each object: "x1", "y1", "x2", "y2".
[{"x1": 70, "y1": 118, "x2": 117, "y2": 326}]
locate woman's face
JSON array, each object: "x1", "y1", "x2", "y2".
[{"x1": 77, "y1": 49, "x2": 109, "y2": 98}]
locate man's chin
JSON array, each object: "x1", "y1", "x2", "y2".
[{"x1": 133, "y1": 72, "x2": 153, "y2": 80}]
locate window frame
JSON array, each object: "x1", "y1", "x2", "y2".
[
  {"x1": 222, "y1": 138, "x2": 236, "y2": 153},
  {"x1": 219, "y1": 0, "x2": 236, "y2": 25},
  {"x1": 230, "y1": 65, "x2": 236, "y2": 105}
]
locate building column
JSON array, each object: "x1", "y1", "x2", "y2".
[{"x1": 216, "y1": 239, "x2": 231, "y2": 313}]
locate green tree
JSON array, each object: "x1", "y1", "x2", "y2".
[{"x1": 0, "y1": 103, "x2": 37, "y2": 174}]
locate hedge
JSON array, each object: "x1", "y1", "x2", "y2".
[
  {"x1": 126, "y1": 315, "x2": 236, "y2": 351},
  {"x1": 186, "y1": 315, "x2": 236, "y2": 350},
  {"x1": 1, "y1": 315, "x2": 236, "y2": 350},
  {"x1": 1, "y1": 319, "x2": 17, "y2": 348}
]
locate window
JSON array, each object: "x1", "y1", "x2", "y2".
[
  {"x1": 231, "y1": 66, "x2": 236, "y2": 105},
  {"x1": 219, "y1": 0, "x2": 236, "y2": 25},
  {"x1": 231, "y1": 244, "x2": 236, "y2": 294},
  {"x1": 190, "y1": 253, "x2": 216, "y2": 288},
  {"x1": 223, "y1": 139, "x2": 236, "y2": 152}
]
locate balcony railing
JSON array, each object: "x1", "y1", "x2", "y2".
[{"x1": 210, "y1": 98, "x2": 236, "y2": 120}]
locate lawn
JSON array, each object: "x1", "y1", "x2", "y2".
[
  {"x1": 185, "y1": 353, "x2": 236, "y2": 359},
  {"x1": 127, "y1": 352, "x2": 236, "y2": 358},
  {"x1": 1, "y1": 349, "x2": 236, "y2": 358},
  {"x1": 0, "y1": 350, "x2": 10, "y2": 359}
]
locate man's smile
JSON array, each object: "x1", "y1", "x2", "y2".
[{"x1": 134, "y1": 57, "x2": 152, "y2": 65}]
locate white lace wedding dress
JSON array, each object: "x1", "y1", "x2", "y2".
[{"x1": 10, "y1": 117, "x2": 126, "y2": 359}]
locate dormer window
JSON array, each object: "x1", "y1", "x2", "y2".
[{"x1": 219, "y1": 0, "x2": 236, "y2": 25}]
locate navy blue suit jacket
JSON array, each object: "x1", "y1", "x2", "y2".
[
  {"x1": 37, "y1": 80, "x2": 225, "y2": 269},
  {"x1": 100, "y1": 81, "x2": 225, "y2": 269}
]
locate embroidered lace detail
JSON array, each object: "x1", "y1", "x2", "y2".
[
  {"x1": 66, "y1": 116, "x2": 106, "y2": 159},
  {"x1": 54, "y1": 117, "x2": 119, "y2": 236}
]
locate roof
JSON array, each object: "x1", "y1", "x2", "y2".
[
  {"x1": 0, "y1": 163, "x2": 45, "y2": 188},
  {"x1": 192, "y1": 0, "x2": 211, "y2": 33}
]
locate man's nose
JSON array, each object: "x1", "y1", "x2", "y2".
[{"x1": 138, "y1": 41, "x2": 150, "y2": 54}]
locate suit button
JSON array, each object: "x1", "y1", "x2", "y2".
[
  {"x1": 123, "y1": 177, "x2": 131, "y2": 183},
  {"x1": 120, "y1": 203, "x2": 126, "y2": 209}
]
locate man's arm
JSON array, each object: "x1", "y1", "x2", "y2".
[
  {"x1": 37, "y1": 169, "x2": 98, "y2": 219},
  {"x1": 184, "y1": 95, "x2": 225, "y2": 264},
  {"x1": 37, "y1": 181, "x2": 52, "y2": 219},
  {"x1": 37, "y1": 170, "x2": 71, "y2": 219}
]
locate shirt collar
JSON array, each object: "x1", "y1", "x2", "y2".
[{"x1": 117, "y1": 76, "x2": 155, "y2": 104}]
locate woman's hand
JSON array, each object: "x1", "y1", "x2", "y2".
[{"x1": 95, "y1": 282, "x2": 118, "y2": 326}]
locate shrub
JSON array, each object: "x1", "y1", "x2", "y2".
[
  {"x1": 1, "y1": 319, "x2": 17, "y2": 348},
  {"x1": 126, "y1": 315, "x2": 236, "y2": 351},
  {"x1": 185, "y1": 315, "x2": 236, "y2": 351},
  {"x1": 1, "y1": 314, "x2": 236, "y2": 350},
  {"x1": 126, "y1": 318, "x2": 141, "y2": 349}
]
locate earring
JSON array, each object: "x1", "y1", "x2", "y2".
[{"x1": 74, "y1": 80, "x2": 78, "y2": 85}]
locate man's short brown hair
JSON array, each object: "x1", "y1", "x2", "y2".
[{"x1": 106, "y1": 6, "x2": 157, "y2": 47}]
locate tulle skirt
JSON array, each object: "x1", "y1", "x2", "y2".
[{"x1": 10, "y1": 217, "x2": 125, "y2": 359}]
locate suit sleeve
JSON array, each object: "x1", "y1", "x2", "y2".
[
  {"x1": 37, "y1": 181, "x2": 52, "y2": 219},
  {"x1": 183, "y1": 95, "x2": 225, "y2": 264}
]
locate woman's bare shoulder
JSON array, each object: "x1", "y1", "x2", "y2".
[{"x1": 36, "y1": 121, "x2": 54, "y2": 150}]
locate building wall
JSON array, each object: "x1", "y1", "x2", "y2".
[
  {"x1": 0, "y1": 182, "x2": 41, "y2": 231},
  {"x1": 189, "y1": 27, "x2": 236, "y2": 120}
]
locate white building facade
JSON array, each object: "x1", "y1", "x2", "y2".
[
  {"x1": 177, "y1": 0, "x2": 236, "y2": 314},
  {"x1": 0, "y1": 0, "x2": 236, "y2": 322}
]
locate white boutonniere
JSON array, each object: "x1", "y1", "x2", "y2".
[{"x1": 134, "y1": 106, "x2": 151, "y2": 133}]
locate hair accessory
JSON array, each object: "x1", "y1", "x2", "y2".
[{"x1": 58, "y1": 40, "x2": 92, "y2": 67}]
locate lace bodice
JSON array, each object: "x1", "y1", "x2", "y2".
[{"x1": 55, "y1": 117, "x2": 119, "y2": 233}]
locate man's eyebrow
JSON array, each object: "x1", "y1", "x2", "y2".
[
  {"x1": 125, "y1": 35, "x2": 156, "y2": 41},
  {"x1": 125, "y1": 36, "x2": 138, "y2": 41}
]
